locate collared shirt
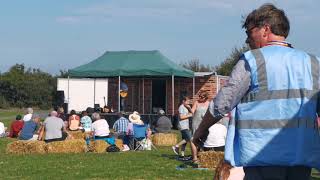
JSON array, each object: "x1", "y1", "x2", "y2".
[
  {"x1": 113, "y1": 117, "x2": 129, "y2": 133},
  {"x1": 209, "y1": 59, "x2": 251, "y2": 118}
]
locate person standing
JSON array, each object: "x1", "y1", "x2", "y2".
[
  {"x1": 172, "y1": 97, "x2": 197, "y2": 162},
  {"x1": 191, "y1": 91, "x2": 210, "y2": 134},
  {"x1": 193, "y1": 3, "x2": 320, "y2": 179}
]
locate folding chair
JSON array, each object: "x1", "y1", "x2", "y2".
[{"x1": 133, "y1": 124, "x2": 157, "y2": 151}]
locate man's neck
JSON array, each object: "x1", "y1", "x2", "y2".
[{"x1": 267, "y1": 34, "x2": 286, "y2": 42}]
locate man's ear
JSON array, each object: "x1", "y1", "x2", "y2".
[{"x1": 263, "y1": 24, "x2": 271, "y2": 37}]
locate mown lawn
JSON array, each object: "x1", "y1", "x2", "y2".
[
  {"x1": 0, "y1": 109, "x2": 212, "y2": 180},
  {"x1": 0, "y1": 109, "x2": 319, "y2": 180}
]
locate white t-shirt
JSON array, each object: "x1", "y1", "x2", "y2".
[
  {"x1": 178, "y1": 105, "x2": 189, "y2": 130},
  {"x1": 23, "y1": 114, "x2": 32, "y2": 122},
  {"x1": 91, "y1": 119, "x2": 110, "y2": 137},
  {"x1": 0, "y1": 122, "x2": 5, "y2": 134},
  {"x1": 204, "y1": 123, "x2": 227, "y2": 147}
]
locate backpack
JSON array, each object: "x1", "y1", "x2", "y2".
[{"x1": 106, "y1": 145, "x2": 120, "y2": 152}]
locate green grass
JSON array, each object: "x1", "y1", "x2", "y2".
[
  {"x1": 1, "y1": 109, "x2": 319, "y2": 180},
  {"x1": 0, "y1": 109, "x2": 212, "y2": 180},
  {"x1": 0, "y1": 140, "x2": 212, "y2": 180}
]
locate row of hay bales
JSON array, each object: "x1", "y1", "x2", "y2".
[
  {"x1": 6, "y1": 139, "x2": 87, "y2": 154},
  {"x1": 6, "y1": 132, "x2": 179, "y2": 154},
  {"x1": 6, "y1": 138, "x2": 125, "y2": 154},
  {"x1": 57, "y1": 131, "x2": 179, "y2": 147}
]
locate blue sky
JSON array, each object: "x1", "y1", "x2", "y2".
[{"x1": 0, "y1": 0, "x2": 319, "y2": 74}]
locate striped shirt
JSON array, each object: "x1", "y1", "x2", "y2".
[{"x1": 113, "y1": 117, "x2": 129, "y2": 133}]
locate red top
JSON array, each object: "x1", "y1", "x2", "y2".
[{"x1": 9, "y1": 120, "x2": 24, "y2": 138}]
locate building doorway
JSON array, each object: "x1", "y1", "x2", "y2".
[{"x1": 152, "y1": 79, "x2": 166, "y2": 114}]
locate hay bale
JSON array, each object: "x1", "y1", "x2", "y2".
[
  {"x1": 198, "y1": 151, "x2": 225, "y2": 169},
  {"x1": 152, "y1": 133, "x2": 177, "y2": 146},
  {"x1": 115, "y1": 139, "x2": 123, "y2": 151},
  {"x1": 6, "y1": 140, "x2": 47, "y2": 154},
  {"x1": 88, "y1": 140, "x2": 108, "y2": 153},
  {"x1": 68, "y1": 131, "x2": 85, "y2": 140},
  {"x1": 46, "y1": 139, "x2": 86, "y2": 153}
]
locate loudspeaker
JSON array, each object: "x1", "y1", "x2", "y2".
[
  {"x1": 56, "y1": 91, "x2": 65, "y2": 106},
  {"x1": 94, "y1": 104, "x2": 101, "y2": 112}
]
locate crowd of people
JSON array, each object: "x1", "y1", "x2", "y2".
[{"x1": 0, "y1": 106, "x2": 177, "y2": 152}]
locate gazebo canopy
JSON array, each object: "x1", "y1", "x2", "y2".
[{"x1": 69, "y1": 50, "x2": 194, "y2": 78}]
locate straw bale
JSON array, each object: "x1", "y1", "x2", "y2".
[
  {"x1": 6, "y1": 140, "x2": 47, "y2": 154},
  {"x1": 46, "y1": 139, "x2": 86, "y2": 153},
  {"x1": 198, "y1": 151, "x2": 225, "y2": 169},
  {"x1": 152, "y1": 133, "x2": 177, "y2": 146},
  {"x1": 88, "y1": 140, "x2": 108, "y2": 153},
  {"x1": 213, "y1": 161, "x2": 232, "y2": 180},
  {"x1": 114, "y1": 139, "x2": 123, "y2": 151},
  {"x1": 68, "y1": 131, "x2": 85, "y2": 140}
]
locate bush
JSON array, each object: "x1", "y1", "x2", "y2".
[{"x1": 0, "y1": 96, "x2": 10, "y2": 109}]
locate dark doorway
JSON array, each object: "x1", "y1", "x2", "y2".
[{"x1": 152, "y1": 79, "x2": 166, "y2": 113}]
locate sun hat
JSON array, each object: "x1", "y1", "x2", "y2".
[
  {"x1": 128, "y1": 111, "x2": 144, "y2": 125},
  {"x1": 159, "y1": 109, "x2": 165, "y2": 115}
]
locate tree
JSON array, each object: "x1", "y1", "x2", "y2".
[
  {"x1": 180, "y1": 58, "x2": 213, "y2": 72},
  {"x1": 214, "y1": 45, "x2": 249, "y2": 76},
  {"x1": 0, "y1": 64, "x2": 56, "y2": 109}
]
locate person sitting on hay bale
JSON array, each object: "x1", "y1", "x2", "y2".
[
  {"x1": 19, "y1": 114, "x2": 41, "y2": 140},
  {"x1": 0, "y1": 120, "x2": 7, "y2": 138},
  {"x1": 23, "y1": 107, "x2": 33, "y2": 122},
  {"x1": 153, "y1": 109, "x2": 172, "y2": 134},
  {"x1": 113, "y1": 112, "x2": 130, "y2": 151},
  {"x1": 80, "y1": 110, "x2": 92, "y2": 132},
  {"x1": 90, "y1": 112, "x2": 114, "y2": 145},
  {"x1": 203, "y1": 116, "x2": 228, "y2": 152},
  {"x1": 8, "y1": 115, "x2": 24, "y2": 138},
  {"x1": 68, "y1": 110, "x2": 80, "y2": 131},
  {"x1": 57, "y1": 107, "x2": 67, "y2": 127},
  {"x1": 38, "y1": 111, "x2": 69, "y2": 143}
]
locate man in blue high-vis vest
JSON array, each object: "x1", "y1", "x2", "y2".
[{"x1": 193, "y1": 3, "x2": 320, "y2": 180}]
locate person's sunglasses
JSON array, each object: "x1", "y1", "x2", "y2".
[{"x1": 245, "y1": 26, "x2": 256, "y2": 37}]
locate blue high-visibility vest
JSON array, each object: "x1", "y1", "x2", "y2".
[{"x1": 225, "y1": 45, "x2": 320, "y2": 169}]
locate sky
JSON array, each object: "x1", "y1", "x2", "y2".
[{"x1": 0, "y1": 0, "x2": 319, "y2": 75}]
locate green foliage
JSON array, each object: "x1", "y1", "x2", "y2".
[
  {"x1": 0, "y1": 64, "x2": 56, "y2": 109},
  {"x1": 0, "y1": 96, "x2": 10, "y2": 109},
  {"x1": 180, "y1": 59, "x2": 213, "y2": 72},
  {"x1": 215, "y1": 45, "x2": 249, "y2": 76}
]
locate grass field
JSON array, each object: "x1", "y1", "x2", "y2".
[{"x1": 0, "y1": 109, "x2": 319, "y2": 180}]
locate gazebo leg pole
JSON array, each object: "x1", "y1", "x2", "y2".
[
  {"x1": 67, "y1": 75, "x2": 70, "y2": 113},
  {"x1": 143, "y1": 78, "x2": 145, "y2": 114},
  {"x1": 94, "y1": 78, "x2": 96, "y2": 108},
  {"x1": 172, "y1": 75, "x2": 174, "y2": 116},
  {"x1": 193, "y1": 77, "x2": 195, "y2": 98},
  {"x1": 118, "y1": 76, "x2": 121, "y2": 112}
]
